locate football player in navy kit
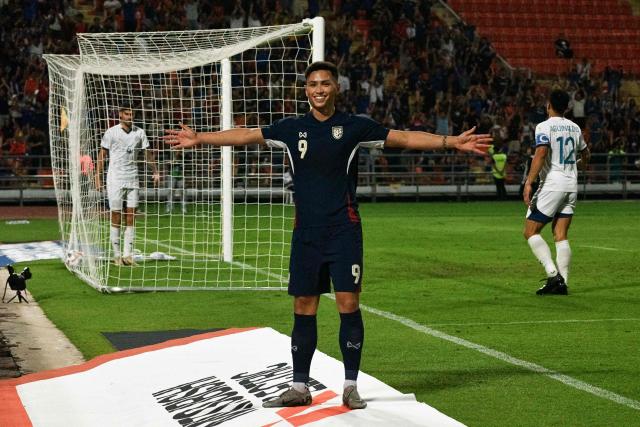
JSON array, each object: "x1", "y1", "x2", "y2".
[{"x1": 165, "y1": 61, "x2": 491, "y2": 409}]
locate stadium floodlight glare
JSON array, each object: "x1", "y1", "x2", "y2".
[{"x1": 44, "y1": 18, "x2": 325, "y2": 292}]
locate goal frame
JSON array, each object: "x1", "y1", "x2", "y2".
[{"x1": 44, "y1": 17, "x2": 325, "y2": 293}]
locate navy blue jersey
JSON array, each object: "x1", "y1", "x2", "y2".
[{"x1": 262, "y1": 112, "x2": 389, "y2": 228}]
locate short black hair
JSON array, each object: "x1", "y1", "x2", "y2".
[
  {"x1": 549, "y1": 90, "x2": 570, "y2": 115},
  {"x1": 119, "y1": 101, "x2": 133, "y2": 112},
  {"x1": 304, "y1": 61, "x2": 338, "y2": 81}
]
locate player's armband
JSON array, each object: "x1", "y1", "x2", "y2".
[{"x1": 535, "y1": 133, "x2": 550, "y2": 146}]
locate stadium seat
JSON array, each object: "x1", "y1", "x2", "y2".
[{"x1": 453, "y1": 0, "x2": 640, "y2": 77}]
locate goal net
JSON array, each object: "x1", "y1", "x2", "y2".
[{"x1": 44, "y1": 18, "x2": 324, "y2": 292}]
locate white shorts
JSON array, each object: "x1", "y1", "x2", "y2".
[
  {"x1": 107, "y1": 184, "x2": 139, "y2": 211},
  {"x1": 526, "y1": 189, "x2": 576, "y2": 224}
]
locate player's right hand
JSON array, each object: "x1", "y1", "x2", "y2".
[{"x1": 164, "y1": 123, "x2": 198, "y2": 149}]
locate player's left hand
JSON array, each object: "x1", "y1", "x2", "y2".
[
  {"x1": 453, "y1": 127, "x2": 492, "y2": 155},
  {"x1": 152, "y1": 172, "x2": 161, "y2": 186}
]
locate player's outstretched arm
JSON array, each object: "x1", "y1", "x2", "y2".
[
  {"x1": 385, "y1": 126, "x2": 492, "y2": 155},
  {"x1": 164, "y1": 123, "x2": 265, "y2": 149}
]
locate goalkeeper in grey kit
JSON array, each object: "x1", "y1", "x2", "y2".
[
  {"x1": 96, "y1": 104, "x2": 160, "y2": 266},
  {"x1": 165, "y1": 61, "x2": 491, "y2": 409}
]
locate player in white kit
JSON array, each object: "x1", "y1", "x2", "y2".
[
  {"x1": 96, "y1": 104, "x2": 160, "y2": 266},
  {"x1": 523, "y1": 90, "x2": 590, "y2": 295}
]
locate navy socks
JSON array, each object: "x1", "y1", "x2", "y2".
[
  {"x1": 291, "y1": 313, "x2": 317, "y2": 384},
  {"x1": 339, "y1": 309, "x2": 364, "y2": 381}
]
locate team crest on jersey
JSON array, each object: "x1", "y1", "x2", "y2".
[{"x1": 332, "y1": 126, "x2": 343, "y2": 140}]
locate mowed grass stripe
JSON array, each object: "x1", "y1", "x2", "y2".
[{"x1": 358, "y1": 302, "x2": 640, "y2": 411}]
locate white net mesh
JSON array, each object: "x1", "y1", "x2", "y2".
[{"x1": 44, "y1": 21, "x2": 319, "y2": 291}]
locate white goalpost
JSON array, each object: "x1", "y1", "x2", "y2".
[{"x1": 44, "y1": 18, "x2": 325, "y2": 292}]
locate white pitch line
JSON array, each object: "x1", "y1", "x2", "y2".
[
  {"x1": 358, "y1": 302, "x2": 640, "y2": 411},
  {"x1": 577, "y1": 245, "x2": 635, "y2": 252},
  {"x1": 146, "y1": 238, "x2": 211, "y2": 258},
  {"x1": 144, "y1": 239, "x2": 640, "y2": 411},
  {"x1": 427, "y1": 318, "x2": 640, "y2": 327}
]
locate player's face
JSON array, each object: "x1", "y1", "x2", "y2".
[
  {"x1": 119, "y1": 109, "x2": 133, "y2": 127},
  {"x1": 305, "y1": 70, "x2": 339, "y2": 111}
]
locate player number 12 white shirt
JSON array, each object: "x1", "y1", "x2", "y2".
[{"x1": 534, "y1": 117, "x2": 586, "y2": 192}]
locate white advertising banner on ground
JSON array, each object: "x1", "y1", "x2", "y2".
[
  {"x1": 0, "y1": 327, "x2": 465, "y2": 426},
  {"x1": 0, "y1": 241, "x2": 62, "y2": 264}
]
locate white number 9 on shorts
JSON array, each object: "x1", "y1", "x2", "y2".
[{"x1": 351, "y1": 264, "x2": 361, "y2": 284}]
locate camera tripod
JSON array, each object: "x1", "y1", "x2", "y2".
[{"x1": 2, "y1": 279, "x2": 29, "y2": 303}]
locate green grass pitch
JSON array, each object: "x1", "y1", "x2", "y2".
[
  {"x1": 2, "y1": 201, "x2": 639, "y2": 426},
  {"x1": 102, "y1": 203, "x2": 293, "y2": 289}
]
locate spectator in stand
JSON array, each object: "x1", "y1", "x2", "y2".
[
  {"x1": 0, "y1": 88, "x2": 9, "y2": 129},
  {"x1": 606, "y1": 65, "x2": 623, "y2": 102},
  {"x1": 247, "y1": 9, "x2": 261, "y2": 27},
  {"x1": 434, "y1": 101, "x2": 450, "y2": 136},
  {"x1": 209, "y1": 3, "x2": 225, "y2": 29},
  {"x1": 337, "y1": 67, "x2": 351, "y2": 94},
  {"x1": 369, "y1": 76, "x2": 384, "y2": 106},
  {"x1": 489, "y1": 143, "x2": 507, "y2": 200},
  {"x1": 567, "y1": 65, "x2": 580, "y2": 87},
  {"x1": 571, "y1": 89, "x2": 586, "y2": 129},
  {"x1": 608, "y1": 138, "x2": 626, "y2": 183},
  {"x1": 8, "y1": 128, "x2": 27, "y2": 175},
  {"x1": 8, "y1": 95, "x2": 23, "y2": 125},
  {"x1": 554, "y1": 33, "x2": 573, "y2": 59},
  {"x1": 103, "y1": 0, "x2": 121, "y2": 17},
  {"x1": 576, "y1": 57, "x2": 591, "y2": 84},
  {"x1": 88, "y1": 16, "x2": 105, "y2": 32},
  {"x1": 229, "y1": 4, "x2": 245, "y2": 29},
  {"x1": 585, "y1": 93, "x2": 602, "y2": 119},
  {"x1": 184, "y1": 0, "x2": 199, "y2": 30},
  {"x1": 521, "y1": 117, "x2": 534, "y2": 147}
]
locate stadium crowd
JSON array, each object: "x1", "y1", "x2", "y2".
[{"x1": 1, "y1": 0, "x2": 638, "y2": 184}]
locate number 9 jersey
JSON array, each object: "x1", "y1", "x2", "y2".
[{"x1": 534, "y1": 117, "x2": 587, "y2": 192}]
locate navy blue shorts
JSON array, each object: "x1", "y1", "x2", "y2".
[{"x1": 288, "y1": 222, "x2": 363, "y2": 296}]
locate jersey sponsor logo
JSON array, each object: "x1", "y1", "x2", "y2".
[
  {"x1": 536, "y1": 133, "x2": 550, "y2": 145},
  {"x1": 332, "y1": 126, "x2": 343, "y2": 140}
]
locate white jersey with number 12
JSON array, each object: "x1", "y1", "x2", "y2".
[{"x1": 534, "y1": 117, "x2": 586, "y2": 192}]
